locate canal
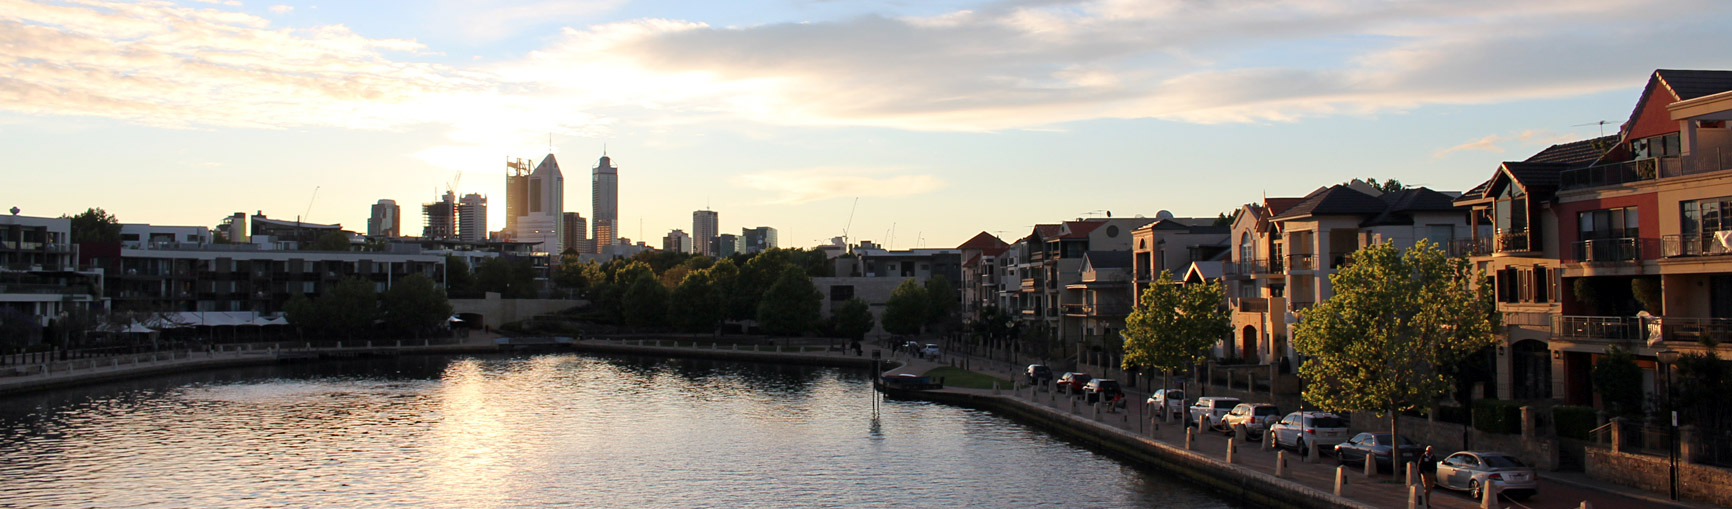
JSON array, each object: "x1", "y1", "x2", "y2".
[{"x1": 0, "y1": 353, "x2": 1238, "y2": 507}]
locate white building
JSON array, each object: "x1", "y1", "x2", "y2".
[
  {"x1": 506, "y1": 154, "x2": 564, "y2": 255},
  {"x1": 458, "y1": 193, "x2": 487, "y2": 243}
]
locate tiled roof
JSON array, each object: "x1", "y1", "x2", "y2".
[
  {"x1": 956, "y1": 231, "x2": 1008, "y2": 251},
  {"x1": 1502, "y1": 162, "x2": 1572, "y2": 189},
  {"x1": 1273, "y1": 186, "x2": 1388, "y2": 219},
  {"x1": 1524, "y1": 135, "x2": 1615, "y2": 166},
  {"x1": 1457, "y1": 178, "x2": 1494, "y2": 202},
  {"x1": 1265, "y1": 198, "x2": 1305, "y2": 216},
  {"x1": 1059, "y1": 221, "x2": 1104, "y2": 239},
  {"x1": 1363, "y1": 188, "x2": 1462, "y2": 226},
  {"x1": 1031, "y1": 224, "x2": 1061, "y2": 241},
  {"x1": 1657, "y1": 69, "x2": 1732, "y2": 101}
]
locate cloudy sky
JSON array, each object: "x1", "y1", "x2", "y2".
[{"x1": 4, "y1": 0, "x2": 1730, "y2": 249}]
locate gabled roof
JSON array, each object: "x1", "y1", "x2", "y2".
[
  {"x1": 1524, "y1": 135, "x2": 1615, "y2": 166},
  {"x1": 1265, "y1": 198, "x2": 1305, "y2": 216},
  {"x1": 1501, "y1": 161, "x2": 1573, "y2": 189},
  {"x1": 1362, "y1": 188, "x2": 1462, "y2": 226},
  {"x1": 1081, "y1": 250, "x2": 1132, "y2": 270},
  {"x1": 1057, "y1": 221, "x2": 1104, "y2": 240},
  {"x1": 1273, "y1": 186, "x2": 1388, "y2": 220},
  {"x1": 1657, "y1": 69, "x2": 1732, "y2": 101},
  {"x1": 1032, "y1": 224, "x2": 1061, "y2": 240},
  {"x1": 956, "y1": 231, "x2": 1008, "y2": 251},
  {"x1": 1457, "y1": 178, "x2": 1494, "y2": 202}
]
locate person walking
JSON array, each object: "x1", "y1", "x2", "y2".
[{"x1": 1418, "y1": 445, "x2": 1439, "y2": 507}]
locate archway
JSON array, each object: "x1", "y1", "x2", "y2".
[
  {"x1": 1511, "y1": 339, "x2": 1552, "y2": 400},
  {"x1": 1241, "y1": 325, "x2": 1258, "y2": 362}
]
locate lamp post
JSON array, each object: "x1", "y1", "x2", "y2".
[{"x1": 1656, "y1": 348, "x2": 1680, "y2": 501}]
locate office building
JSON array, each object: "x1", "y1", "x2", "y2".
[
  {"x1": 692, "y1": 210, "x2": 719, "y2": 257},
  {"x1": 742, "y1": 227, "x2": 777, "y2": 254},
  {"x1": 423, "y1": 191, "x2": 457, "y2": 240},
  {"x1": 458, "y1": 193, "x2": 487, "y2": 242},
  {"x1": 505, "y1": 154, "x2": 564, "y2": 254},
  {"x1": 663, "y1": 229, "x2": 692, "y2": 253},
  {"x1": 368, "y1": 200, "x2": 400, "y2": 238},
  {"x1": 592, "y1": 153, "x2": 618, "y2": 249},
  {"x1": 563, "y1": 212, "x2": 590, "y2": 255}
]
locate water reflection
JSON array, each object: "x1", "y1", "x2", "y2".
[{"x1": 0, "y1": 354, "x2": 1237, "y2": 508}]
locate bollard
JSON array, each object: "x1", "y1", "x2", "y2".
[
  {"x1": 1199, "y1": 415, "x2": 1210, "y2": 433},
  {"x1": 1364, "y1": 454, "x2": 1376, "y2": 478},
  {"x1": 1408, "y1": 484, "x2": 1419, "y2": 509},
  {"x1": 1276, "y1": 451, "x2": 1288, "y2": 478},
  {"x1": 396, "y1": 340, "x2": 401, "y2": 348},
  {"x1": 367, "y1": 340, "x2": 372, "y2": 348},
  {"x1": 993, "y1": 381, "x2": 1000, "y2": 395},
  {"x1": 338, "y1": 341, "x2": 343, "y2": 349},
  {"x1": 1334, "y1": 466, "x2": 1348, "y2": 497},
  {"x1": 1093, "y1": 402, "x2": 1100, "y2": 420},
  {"x1": 1185, "y1": 428, "x2": 1194, "y2": 450},
  {"x1": 1226, "y1": 438, "x2": 1236, "y2": 464},
  {"x1": 1479, "y1": 479, "x2": 1499, "y2": 509},
  {"x1": 1307, "y1": 440, "x2": 1321, "y2": 464},
  {"x1": 1235, "y1": 425, "x2": 1248, "y2": 443},
  {"x1": 112, "y1": 359, "x2": 117, "y2": 369}
]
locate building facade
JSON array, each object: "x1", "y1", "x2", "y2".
[
  {"x1": 457, "y1": 193, "x2": 487, "y2": 243},
  {"x1": 0, "y1": 213, "x2": 103, "y2": 336},
  {"x1": 592, "y1": 154, "x2": 618, "y2": 249},
  {"x1": 693, "y1": 210, "x2": 718, "y2": 257},
  {"x1": 505, "y1": 154, "x2": 564, "y2": 255},
  {"x1": 423, "y1": 192, "x2": 456, "y2": 240},
  {"x1": 563, "y1": 212, "x2": 590, "y2": 255},
  {"x1": 663, "y1": 229, "x2": 692, "y2": 253},
  {"x1": 368, "y1": 199, "x2": 400, "y2": 238},
  {"x1": 742, "y1": 227, "x2": 777, "y2": 254}
]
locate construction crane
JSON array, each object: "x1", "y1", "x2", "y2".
[
  {"x1": 447, "y1": 171, "x2": 462, "y2": 195},
  {"x1": 302, "y1": 186, "x2": 320, "y2": 222},
  {"x1": 841, "y1": 197, "x2": 859, "y2": 246}
]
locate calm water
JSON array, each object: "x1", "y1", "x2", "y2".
[{"x1": 0, "y1": 354, "x2": 1237, "y2": 507}]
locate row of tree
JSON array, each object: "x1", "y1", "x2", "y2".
[{"x1": 283, "y1": 274, "x2": 452, "y2": 339}]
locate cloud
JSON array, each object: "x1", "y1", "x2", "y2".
[
  {"x1": 1434, "y1": 129, "x2": 1579, "y2": 158},
  {"x1": 427, "y1": 0, "x2": 624, "y2": 43},
  {"x1": 269, "y1": 4, "x2": 291, "y2": 14},
  {"x1": 729, "y1": 168, "x2": 946, "y2": 205}
]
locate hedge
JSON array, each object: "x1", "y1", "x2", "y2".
[
  {"x1": 1473, "y1": 399, "x2": 1524, "y2": 434},
  {"x1": 1434, "y1": 405, "x2": 1472, "y2": 425},
  {"x1": 1552, "y1": 405, "x2": 1598, "y2": 440}
]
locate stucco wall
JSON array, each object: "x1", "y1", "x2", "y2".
[{"x1": 450, "y1": 293, "x2": 583, "y2": 328}]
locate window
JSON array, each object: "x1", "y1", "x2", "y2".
[
  {"x1": 1632, "y1": 133, "x2": 1680, "y2": 159},
  {"x1": 1578, "y1": 207, "x2": 1638, "y2": 240}
]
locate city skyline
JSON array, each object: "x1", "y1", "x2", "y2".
[{"x1": 5, "y1": 1, "x2": 1732, "y2": 248}]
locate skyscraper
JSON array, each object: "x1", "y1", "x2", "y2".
[
  {"x1": 422, "y1": 191, "x2": 456, "y2": 239},
  {"x1": 368, "y1": 199, "x2": 399, "y2": 238},
  {"x1": 504, "y1": 154, "x2": 564, "y2": 254},
  {"x1": 692, "y1": 209, "x2": 718, "y2": 257},
  {"x1": 742, "y1": 226, "x2": 777, "y2": 254},
  {"x1": 563, "y1": 212, "x2": 590, "y2": 254},
  {"x1": 592, "y1": 152, "x2": 618, "y2": 249},
  {"x1": 663, "y1": 229, "x2": 691, "y2": 253},
  {"x1": 458, "y1": 193, "x2": 487, "y2": 242}
]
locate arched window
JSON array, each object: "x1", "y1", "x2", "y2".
[{"x1": 1239, "y1": 232, "x2": 1255, "y2": 263}]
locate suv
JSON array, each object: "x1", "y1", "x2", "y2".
[
  {"x1": 1269, "y1": 411, "x2": 1351, "y2": 457},
  {"x1": 1081, "y1": 379, "x2": 1123, "y2": 404},
  {"x1": 1188, "y1": 397, "x2": 1241, "y2": 430},
  {"x1": 1026, "y1": 364, "x2": 1053, "y2": 385},
  {"x1": 1145, "y1": 389, "x2": 1185, "y2": 418},
  {"x1": 1220, "y1": 403, "x2": 1282, "y2": 438},
  {"x1": 1055, "y1": 372, "x2": 1092, "y2": 394}
]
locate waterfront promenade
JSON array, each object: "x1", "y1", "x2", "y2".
[{"x1": 0, "y1": 336, "x2": 1707, "y2": 508}]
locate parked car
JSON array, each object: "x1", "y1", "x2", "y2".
[
  {"x1": 1220, "y1": 403, "x2": 1282, "y2": 438},
  {"x1": 1334, "y1": 432, "x2": 1424, "y2": 472},
  {"x1": 1269, "y1": 411, "x2": 1351, "y2": 457},
  {"x1": 1145, "y1": 389, "x2": 1185, "y2": 418},
  {"x1": 920, "y1": 344, "x2": 940, "y2": 358},
  {"x1": 1434, "y1": 451, "x2": 1538, "y2": 501},
  {"x1": 1082, "y1": 378, "x2": 1123, "y2": 404},
  {"x1": 1026, "y1": 364, "x2": 1053, "y2": 385},
  {"x1": 1055, "y1": 372, "x2": 1093, "y2": 394},
  {"x1": 1188, "y1": 397, "x2": 1241, "y2": 430}
]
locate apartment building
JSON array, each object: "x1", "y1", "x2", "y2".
[
  {"x1": 0, "y1": 213, "x2": 104, "y2": 336},
  {"x1": 94, "y1": 245, "x2": 445, "y2": 315},
  {"x1": 1222, "y1": 197, "x2": 1303, "y2": 364},
  {"x1": 956, "y1": 232, "x2": 1009, "y2": 322}
]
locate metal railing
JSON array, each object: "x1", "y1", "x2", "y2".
[
  {"x1": 1662, "y1": 148, "x2": 1732, "y2": 179},
  {"x1": 1227, "y1": 258, "x2": 1283, "y2": 275},
  {"x1": 1572, "y1": 237, "x2": 1642, "y2": 262},
  {"x1": 1561, "y1": 157, "x2": 1679, "y2": 190},
  {"x1": 1501, "y1": 311, "x2": 1553, "y2": 327},
  {"x1": 1452, "y1": 238, "x2": 1492, "y2": 257},
  {"x1": 1497, "y1": 230, "x2": 1533, "y2": 253},
  {"x1": 1553, "y1": 315, "x2": 1732, "y2": 344},
  {"x1": 1553, "y1": 315, "x2": 1642, "y2": 341},
  {"x1": 1287, "y1": 253, "x2": 1316, "y2": 271},
  {"x1": 1662, "y1": 233, "x2": 1732, "y2": 258}
]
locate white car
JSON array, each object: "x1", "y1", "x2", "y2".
[
  {"x1": 920, "y1": 344, "x2": 940, "y2": 358},
  {"x1": 1188, "y1": 397, "x2": 1241, "y2": 430},
  {"x1": 1221, "y1": 403, "x2": 1282, "y2": 437},
  {"x1": 1269, "y1": 411, "x2": 1351, "y2": 457},
  {"x1": 1145, "y1": 389, "x2": 1185, "y2": 418}
]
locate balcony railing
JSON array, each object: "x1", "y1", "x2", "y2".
[
  {"x1": 1329, "y1": 252, "x2": 1354, "y2": 269},
  {"x1": 1560, "y1": 157, "x2": 1679, "y2": 190},
  {"x1": 1228, "y1": 258, "x2": 1283, "y2": 275},
  {"x1": 1554, "y1": 315, "x2": 1732, "y2": 345},
  {"x1": 1288, "y1": 253, "x2": 1317, "y2": 271},
  {"x1": 1572, "y1": 237, "x2": 1641, "y2": 262},
  {"x1": 1501, "y1": 311, "x2": 1553, "y2": 327},
  {"x1": 1662, "y1": 233, "x2": 1732, "y2": 258},
  {"x1": 1452, "y1": 238, "x2": 1492, "y2": 257},
  {"x1": 1554, "y1": 315, "x2": 1641, "y2": 341},
  {"x1": 1661, "y1": 148, "x2": 1732, "y2": 179},
  {"x1": 1496, "y1": 230, "x2": 1533, "y2": 253},
  {"x1": 1237, "y1": 298, "x2": 1269, "y2": 313}
]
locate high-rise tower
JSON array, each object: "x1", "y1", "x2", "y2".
[
  {"x1": 592, "y1": 152, "x2": 618, "y2": 249},
  {"x1": 692, "y1": 209, "x2": 718, "y2": 256},
  {"x1": 368, "y1": 199, "x2": 400, "y2": 238},
  {"x1": 457, "y1": 193, "x2": 487, "y2": 242},
  {"x1": 505, "y1": 154, "x2": 564, "y2": 254}
]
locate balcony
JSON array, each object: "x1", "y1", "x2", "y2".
[
  {"x1": 1288, "y1": 253, "x2": 1317, "y2": 271},
  {"x1": 1554, "y1": 315, "x2": 1732, "y2": 345},
  {"x1": 1553, "y1": 315, "x2": 1640, "y2": 342},
  {"x1": 1228, "y1": 258, "x2": 1283, "y2": 276},
  {"x1": 1661, "y1": 149, "x2": 1732, "y2": 179},
  {"x1": 1020, "y1": 278, "x2": 1036, "y2": 292},
  {"x1": 1560, "y1": 157, "x2": 1679, "y2": 190},
  {"x1": 1572, "y1": 238, "x2": 1643, "y2": 262},
  {"x1": 1452, "y1": 238, "x2": 1492, "y2": 257},
  {"x1": 1496, "y1": 230, "x2": 1534, "y2": 253},
  {"x1": 1662, "y1": 233, "x2": 1732, "y2": 258},
  {"x1": 1237, "y1": 298, "x2": 1269, "y2": 313},
  {"x1": 1328, "y1": 252, "x2": 1354, "y2": 269}
]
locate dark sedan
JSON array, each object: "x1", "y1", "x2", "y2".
[{"x1": 1334, "y1": 432, "x2": 1423, "y2": 472}]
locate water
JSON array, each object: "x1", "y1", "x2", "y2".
[{"x1": 0, "y1": 354, "x2": 1238, "y2": 507}]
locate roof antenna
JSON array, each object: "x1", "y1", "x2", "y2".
[
  {"x1": 548, "y1": 133, "x2": 553, "y2": 153},
  {"x1": 1572, "y1": 120, "x2": 1609, "y2": 138}
]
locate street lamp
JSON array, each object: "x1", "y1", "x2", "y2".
[{"x1": 1656, "y1": 348, "x2": 1680, "y2": 501}]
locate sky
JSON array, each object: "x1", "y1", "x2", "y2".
[{"x1": 4, "y1": 0, "x2": 1732, "y2": 250}]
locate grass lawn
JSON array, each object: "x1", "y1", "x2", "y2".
[{"x1": 922, "y1": 367, "x2": 1012, "y2": 390}]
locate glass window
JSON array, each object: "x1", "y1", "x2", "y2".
[{"x1": 1684, "y1": 201, "x2": 1701, "y2": 236}]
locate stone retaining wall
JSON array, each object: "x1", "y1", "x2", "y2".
[{"x1": 1586, "y1": 447, "x2": 1732, "y2": 507}]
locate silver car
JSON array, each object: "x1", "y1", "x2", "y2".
[
  {"x1": 1269, "y1": 411, "x2": 1351, "y2": 457},
  {"x1": 1144, "y1": 389, "x2": 1184, "y2": 418},
  {"x1": 1220, "y1": 403, "x2": 1281, "y2": 438},
  {"x1": 1433, "y1": 451, "x2": 1538, "y2": 501}
]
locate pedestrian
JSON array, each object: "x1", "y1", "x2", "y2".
[{"x1": 1419, "y1": 445, "x2": 1438, "y2": 507}]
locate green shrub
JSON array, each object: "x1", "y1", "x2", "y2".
[
  {"x1": 1473, "y1": 399, "x2": 1524, "y2": 434},
  {"x1": 1552, "y1": 405, "x2": 1598, "y2": 440},
  {"x1": 1434, "y1": 405, "x2": 1472, "y2": 425}
]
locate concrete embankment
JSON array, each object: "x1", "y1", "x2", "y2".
[
  {"x1": 568, "y1": 341, "x2": 890, "y2": 370},
  {"x1": 885, "y1": 388, "x2": 1371, "y2": 509}
]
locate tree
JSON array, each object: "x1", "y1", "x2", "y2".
[
  {"x1": 668, "y1": 270, "x2": 722, "y2": 332},
  {"x1": 923, "y1": 275, "x2": 958, "y2": 325},
  {"x1": 444, "y1": 256, "x2": 480, "y2": 299},
  {"x1": 881, "y1": 278, "x2": 929, "y2": 336},
  {"x1": 1591, "y1": 345, "x2": 1644, "y2": 418},
  {"x1": 553, "y1": 257, "x2": 603, "y2": 294},
  {"x1": 1291, "y1": 240, "x2": 1495, "y2": 478},
  {"x1": 476, "y1": 256, "x2": 536, "y2": 298},
  {"x1": 622, "y1": 270, "x2": 669, "y2": 328},
  {"x1": 756, "y1": 266, "x2": 821, "y2": 336},
  {"x1": 321, "y1": 277, "x2": 380, "y2": 339},
  {"x1": 1212, "y1": 209, "x2": 1241, "y2": 228},
  {"x1": 1363, "y1": 178, "x2": 1404, "y2": 193},
  {"x1": 705, "y1": 258, "x2": 752, "y2": 322},
  {"x1": 0, "y1": 307, "x2": 43, "y2": 349},
  {"x1": 833, "y1": 298, "x2": 875, "y2": 341},
  {"x1": 1121, "y1": 270, "x2": 1230, "y2": 400},
  {"x1": 283, "y1": 293, "x2": 321, "y2": 338},
  {"x1": 310, "y1": 230, "x2": 352, "y2": 251},
  {"x1": 382, "y1": 274, "x2": 452, "y2": 338},
  {"x1": 66, "y1": 207, "x2": 122, "y2": 243}
]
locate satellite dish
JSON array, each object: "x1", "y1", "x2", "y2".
[{"x1": 1155, "y1": 210, "x2": 1175, "y2": 219}]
